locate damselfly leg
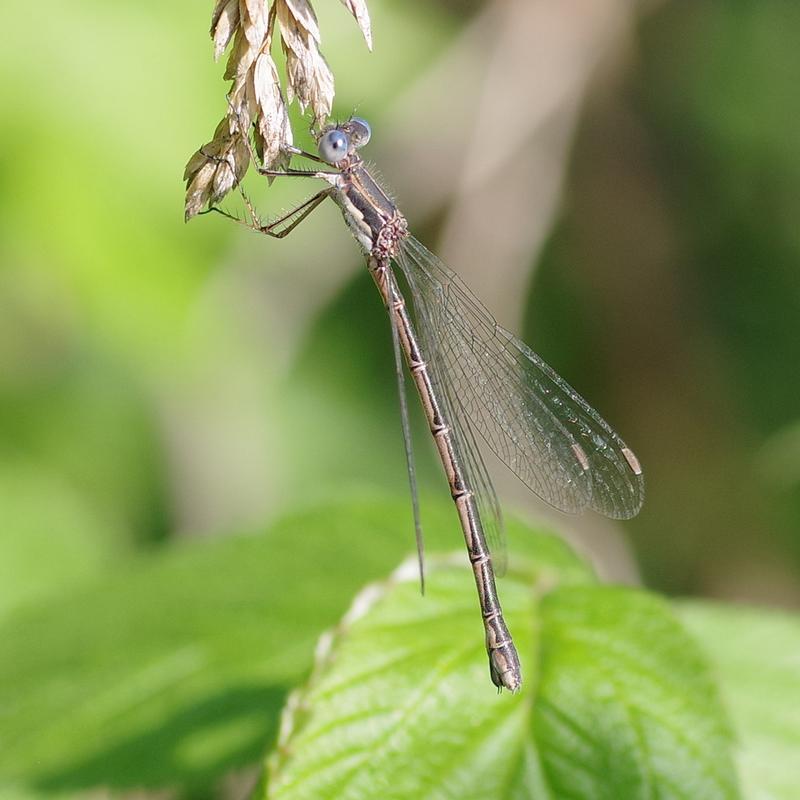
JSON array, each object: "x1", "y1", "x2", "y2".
[
  {"x1": 206, "y1": 172, "x2": 429, "y2": 600},
  {"x1": 202, "y1": 188, "x2": 331, "y2": 239}
]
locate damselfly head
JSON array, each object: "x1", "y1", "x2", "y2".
[
  {"x1": 317, "y1": 117, "x2": 372, "y2": 164},
  {"x1": 318, "y1": 129, "x2": 350, "y2": 164},
  {"x1": 347, "y1": 117, "x2": 372, "y2": 148}
]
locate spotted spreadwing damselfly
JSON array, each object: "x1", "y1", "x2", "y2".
[{"x1": 204, "y1": 116, "x2": 645, "y2": 691}]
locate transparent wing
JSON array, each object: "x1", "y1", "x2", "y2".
[
  {"x1": 394, "y1": 251, "x2": 508, "y2": 573},
  {"x1": 396, "y1": 236, "x2": 644, "y2": 520},
  {"x1": 448, "y1": 387, "x2": 508, "y2": 575}
]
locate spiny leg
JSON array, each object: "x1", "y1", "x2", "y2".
[
  {"x1": 284, "y1": 144, "x2": 328, "y2": 166},
  {"x1": 201, "y1": 188, "x2": 331, "y2": 239},
  {"x1": 255, "y1": 166, "x2": 339, "y2": 180},
  {"x1": 199, "y1": 145, "x2": 336, "y2": 183},
  {"x1": 197, "y1": 133, "x2": 333, "y2": 237}
]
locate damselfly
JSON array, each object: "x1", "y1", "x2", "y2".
[{"x1": 205, "y1": 117, "x2": 644, "y2": 691}]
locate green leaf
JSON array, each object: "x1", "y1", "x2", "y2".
[
  {"x1": 534, "y1": 589, "x2": 738, "y2": 800},
  {"x1": 0, "y1": 496, "x2": 583, "y2": 797},
  {"x1": 679, "y1": 602, "x2": 800, "y2": 800},
  {"x1": 265, "y1": 569, "x2": 739, "y2": 800}
]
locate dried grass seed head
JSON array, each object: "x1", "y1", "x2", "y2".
[
  {"x1": 277, "y1": 0, "x2": 334, "y2": 125},
  {"x1": 185, "y1": 0, "x2": 373, "y2": 220},
  {"x1": 184, "y1": 117, "x2": 251, "y2": 221}
]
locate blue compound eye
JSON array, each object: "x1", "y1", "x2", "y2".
[
  {"x1": 349, "y1": 117, "x2": 371, "y2": 147},
  {"x1": 318, "y1": 129, "x2": 350, "y2": 163}
]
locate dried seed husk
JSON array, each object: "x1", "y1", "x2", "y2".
[
  {"x1": 338, "y1": 0, "x2": 372, "y2": 50},
  {"x1": 210, "y1": 0, "x2": 240, "y2": 61}
]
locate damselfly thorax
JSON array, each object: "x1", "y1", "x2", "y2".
[{"x1": 331, "y1": 162, "x2": 408, "y2": 257}]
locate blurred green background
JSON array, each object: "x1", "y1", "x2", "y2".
[{"x1": 1, "y1": 0, "x2": 799, "y2": 794}]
